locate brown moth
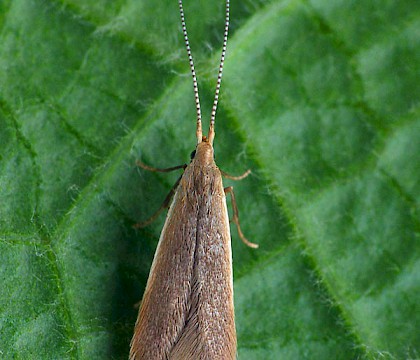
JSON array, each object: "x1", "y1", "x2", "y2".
[{"x1": 129, "y1": 0, "x2": 257, "y2": 359}]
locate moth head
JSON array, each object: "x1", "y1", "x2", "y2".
[{"x1": 193, "y1": 137, "x2": 214, "y2": 165}]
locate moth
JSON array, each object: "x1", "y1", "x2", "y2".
[{"x1": 129, "y1": 0, "x2": 257, "y2": 359}]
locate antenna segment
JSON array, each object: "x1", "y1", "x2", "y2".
[
  {"x1": 209, "y1": 0, "x2": 229, "y2": 145},
  {"x1": 178, "y1": 0, "x2": 202, "y2": 144}
]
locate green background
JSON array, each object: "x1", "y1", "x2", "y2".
[{"x1": 1, "y1": 0, "x2": 419, "y2": 359}]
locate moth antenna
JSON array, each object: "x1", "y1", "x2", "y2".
[
  {"x1": 209, "y1": 0, "x2": 230, "y2": 145},
  {"x1": 178, "y1": 0, "x2": 202, "y2": 144}
]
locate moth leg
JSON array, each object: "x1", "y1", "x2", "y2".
[
  {"x1": 136, "y1": 159, "x2": 186, "y2": 173},
  {"x1": 220, "y1": 168, "x2": 251, "y2": 181},
  {"x1": 134, "y1": 160, "x2": 185, "y2": 228},
  {"x1": 224, "y1": 186, "x2": 259, "y2": 248}
]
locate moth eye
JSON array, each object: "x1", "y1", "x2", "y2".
[{"x1": 190, "y1": 150, "x2": 196, "y2": 160}]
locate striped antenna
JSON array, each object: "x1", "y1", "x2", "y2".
[
  {"x1": 178, "y1": 0, "x2": 202, "y2": 144},
  {"x1": 209, "y1": 0, "x2": 229, "y2": 145},
  {"x1": 178, "y1": 0, "x2": 230, "y2": 146}
]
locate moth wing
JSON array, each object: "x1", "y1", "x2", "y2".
[
  {"x1": 169, "y1": 171, "x2": 236, "y2": 360},
  {"x1": 130, "y1": 165, "x2": 236, "y2": 360},
  {"x1": 130, "y1": 180, "x2": 198, "y2": 359}
]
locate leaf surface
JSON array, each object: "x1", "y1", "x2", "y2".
[{"x1": 0, "y1": 0, "x2": 419, "y2": 359}]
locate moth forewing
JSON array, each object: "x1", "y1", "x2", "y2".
[{"x1": 130, "y1": 142, "x2": 236, "y2": 360}]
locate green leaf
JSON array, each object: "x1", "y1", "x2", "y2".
[{"x1": 1, "y1": 0, "x2": 419, "y2": 359}]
